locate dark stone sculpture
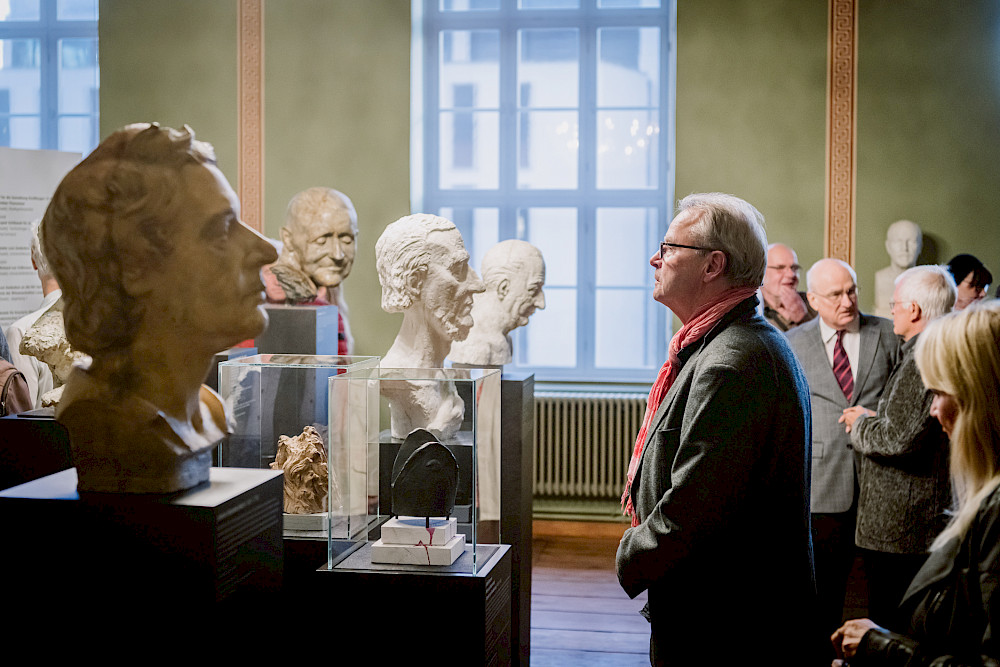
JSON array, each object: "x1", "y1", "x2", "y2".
[{"x1": 390, "y1": 428, "x2": 459, "y2": 519}]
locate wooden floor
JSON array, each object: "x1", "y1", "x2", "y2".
[{"x1": 530, "y1": 520, "x2": 650, "y2": 666}]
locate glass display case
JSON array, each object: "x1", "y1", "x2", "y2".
[
  {"x1": 217, "y1": 354, "x2": 379, "y2": 545},
  {"x1": 329, "y1": 366, "x2": 502, "y2": 574}
]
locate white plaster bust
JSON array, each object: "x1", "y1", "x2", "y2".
[
  {"x1": 449, "y1": 239, "x2": 546, "y2": 366},
  {"x1": 874, "y1": 219, "x2": 922, "y2": 317},
  {"x1": 18, "y1": 298, "x2": 89, "y2": 407},
  {"x1": 43, "y1": 123, "x2": 278, "y2": 493},
  {"x1": 269, "y1": 187, "x2": 357, "y2": 305},
  {"x1": 375, "y1": 214, "x2": 485, "y2": 439}
]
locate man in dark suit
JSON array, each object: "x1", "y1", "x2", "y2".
[
  {"x1": 840, "y1": 264, "x2": 955, "y2": 625},
  {"x1": 616, "y1": 193, "x2": 817, "y2": 665},
  {"x1": 785, "y1": 258, "x2": 900, "y2": 644}
]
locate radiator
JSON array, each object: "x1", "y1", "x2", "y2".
[{"x1": 534, "y1": 391, "x2": 647, "y2": 499}]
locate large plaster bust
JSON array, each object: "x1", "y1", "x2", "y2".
[
  {"x1": 269, "y1": 187, "x2": 357, "y2": 304},
  {"x1": 874, "y1": 219, "x2": 922, "y2": 317},
  {"x1": 43, "y1": 123, "x2": 278, "y2": 493},
  {"x1": 449, "y1": 239, "x2": 546, "y2": 366},
  {"x1": 375, "y1": 214, "x2": 485, "y2": 439}
]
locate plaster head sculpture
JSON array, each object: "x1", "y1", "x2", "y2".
[
  {"x1": 874, "y1": 219, "x2": 923, "y2": 317},
  {"x1": 270, "y1": 187, "x2": 358, "y2": 304},
  {"x1": 42, "y1": 123, "x2": 278, "y2": 493},
  {"x1": 449, "y1": 239, "x2": 546, "y2": 366},
  {"x1": 19, "y1": 299, "x2": 89, "y2": 407},
  {"x1": 375, "y1": 213, "x2": 486, "y2": 439}
]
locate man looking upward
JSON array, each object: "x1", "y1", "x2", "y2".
[{"x1": 616, "y1": 192, "x2": 817, "y2": 665}]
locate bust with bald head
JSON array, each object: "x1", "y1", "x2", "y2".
[
  {"x1": 449, "y1": 239, "x2": 546, "y2": 366},
  {"x1": 874, "y1": 220, "x2": 922, "y2": 317}
]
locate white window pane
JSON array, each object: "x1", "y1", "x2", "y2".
[
  {"x1": 58, "y1": 38, "x2": 98, "y2": 114},
  {"x1": 597, "y1": 110, "x2": 659, "y2": 189},
  {"x1": 596, "y1": 207, "x2": 658, "y2": 286},
  {"x1": 520, "y1": 0, "x2": 579, "y2": 8},
  {"x1": 440, "y1": 31, "x2": 499, "y2": 108},
  {"x1": 521, "y1": 207, "x2": 576, "y2": 285},
  {"x1": 0, "y1": 1, "x2": 39, "y2": 21},
  {"x1": 57, "y1": 0, "x2": 97, "y2": 20},
  {"x1": 517, "y1": 110, "x2": 578, "y2": 189},
  {"x1": 518, "y1": 29, "x2": 578, "y2": 108},
  {"x1": 521, "y1": 288, "x2": 576, "y2": 367},
  {"x1": 439, "y1": 110, "x2": 498, "y2": 189},
  {"x1": 57, "y1": 115, "x2": 93, "y2": 153},
  {"x1": 8, "y1": 115, "x2": 39, "y2": 148},
  {"x1": 598, "y1": 27, "x2": 659, "y2": 107},
  {"x1": 440, "y1": 0, "x2": 499, "y2": 11},
  {"x1": 1, "y1": 41, "x2": 41, "y2": 112},
  {"x1": 598, "y1": 0, "x2": 661, "y2": 8},
  {"x1": 440, "y1": 207, "x2": 499, "y2": 271},
  {"x1": 595, "y1": 289, "x2": 653, "y2": 368}
]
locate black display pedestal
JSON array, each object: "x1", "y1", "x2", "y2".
[
  {"x1": 0, "y1": 410, "x2": 71, "y2": 490},
  {"x1": 0, "y1": 467, "x2": 283, "y2": 634},
  {"x1": 318, "y1": 543, "x2": 511, "y2": 664},
  {"x1": 254, "y1": 304, "x2": 339, "y2": 354},
  {"x1": 501, "y1": 373, "x2": 534, "y2": 666}
]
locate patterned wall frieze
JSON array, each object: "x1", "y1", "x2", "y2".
[
  {"x1": 825, "y1": 0, "x2": 857, "y2": 265},
  {"x1": 238, "y1": 0, "x2": 265, "y2": 233}
]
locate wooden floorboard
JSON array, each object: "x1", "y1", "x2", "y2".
[{"x1": 530, "y1": 520, "x2": 651, "y2": 664}]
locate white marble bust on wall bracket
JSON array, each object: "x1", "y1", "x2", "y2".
[
  {"x1": 43, "y1": 123, "x2": 278, "y2": 493},
  {"x1": 874, "y1": 219, "x2": 922, "y2": 317},
  {"x1": 449, "y1": 239, "x2": 546, "y2": 367},
  {"x1": 375, "y1": 214, "x2": 485, "y2": 440}
]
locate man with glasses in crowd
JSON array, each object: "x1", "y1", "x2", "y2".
[
  {"x1": 616, "y1": 193, "x2": 817, "y2": 665},
  {"x1": 786, "y1": 258, "x2": 900, "y2": 657},
  {"x1": 761, "y1": 242, "x2": 816, "y2": 331}
]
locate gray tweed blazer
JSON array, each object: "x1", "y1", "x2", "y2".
[{"x1": 850, "y1": 334, "x2": 952, "y2": 554}]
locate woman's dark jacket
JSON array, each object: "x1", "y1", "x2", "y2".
[{"x1": 854, "y1": 483, "x2": 1000, "y2": 666}]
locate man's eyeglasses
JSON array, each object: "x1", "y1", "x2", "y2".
[
  {"x1": 767, "y1": 264, "x2": 801, "y2": 273},
  {"x1": 659, "y1": 241, "x2": 719, "y2": 260},
  {"x1": 812, "y1": 286, "x2": 858, "y2": 302}
]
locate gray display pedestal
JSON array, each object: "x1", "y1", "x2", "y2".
[
  {"x1": 254, "y1": 304, "x2": 339, "y2": 354},
  {"x1": 0, "y1": 467, "x2": 283, "y2": 630}
]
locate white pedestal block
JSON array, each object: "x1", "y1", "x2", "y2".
[
  {"x1": 381, "y1": 517, "x2": 457, "y2": 546},
  {"x1": 370, "y1": 534, "x2": 466, "y2": 566}
]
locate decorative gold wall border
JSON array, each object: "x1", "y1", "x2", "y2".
[
  {"x1": 824, "y1": 0, "x2": 857, "y2": 265},
  {"x1": 238, "y1": 0, "x2": 265, "y2": 233}
]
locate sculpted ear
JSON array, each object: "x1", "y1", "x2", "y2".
[
  {"x1": 496, "y1": 277, "x2": 510, "y2": 300},
  {"x1": 406, "y1": 266, "x2": 426, "y2": 299}
]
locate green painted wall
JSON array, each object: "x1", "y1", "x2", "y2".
[
  {"x1": 99, "y1": 1, "x2": 240, "y2": 178},
  {"x1": 99, "y1": 0, "x2": 409, "y2": 358},
  {"x1": 676, "y1": 0, "x2": 828, "y2": 274},
  {"x1": 856, "y1": 0, "x2": 1000, "y2": 311},
  {"x1": 263, "y1": 1, "x2": 411, "y2": 358}
]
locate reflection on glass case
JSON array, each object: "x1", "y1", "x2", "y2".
[
  {"x1": 329, "y1": 367, "x2": 501, "y2": 574},
  {"x1": 217, "y1": 354, "x2": 379, "y2": 543}
]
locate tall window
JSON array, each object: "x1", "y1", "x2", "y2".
[
  {"x1": 0, "y1": 0, "x2": 99, "y2": 154},
  {"x1": 414, "y1": 0, "x2": 675, "y2": 382}
]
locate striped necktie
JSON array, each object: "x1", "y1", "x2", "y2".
[{"x1": 833, "y1": 329, "x2": 854, "y2": 401}]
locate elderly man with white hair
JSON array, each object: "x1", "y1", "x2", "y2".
[{"x1": 840, "y1": 265, "x2": 957, "y2": 627}]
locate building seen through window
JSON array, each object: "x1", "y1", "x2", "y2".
[
  {"x1": 0, "y1": 0, "x2": 99, "y2": 154},
  {"x1": 416, "y1": 0, "x2": 674, "y2": 382}
]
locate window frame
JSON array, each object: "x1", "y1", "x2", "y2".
[
  {"x1": 0, "y1": 0, "x2": 99, "y2": 152},
  {"x1": 414, "y1": 0, "x2": 675, "y2": 383}
]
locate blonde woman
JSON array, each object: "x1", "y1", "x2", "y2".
[{"x1": 831, "y1": 300, "x2": 1000, "y2": 666}]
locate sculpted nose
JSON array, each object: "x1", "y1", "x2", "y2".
[
  {"x1": 535, "y1": 291, "x2": 546, "y2": 310},
  {"x1": 468, "y1": 268, "x2": 486, "y2": 294}
]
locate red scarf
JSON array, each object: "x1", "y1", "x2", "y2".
[{"x1": 621, "y1": 287, "x2": 758, "y2": 526}]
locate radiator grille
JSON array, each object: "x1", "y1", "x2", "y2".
[{"x1": 534, "y1": 391, "x2": 647, "y2": 499}]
